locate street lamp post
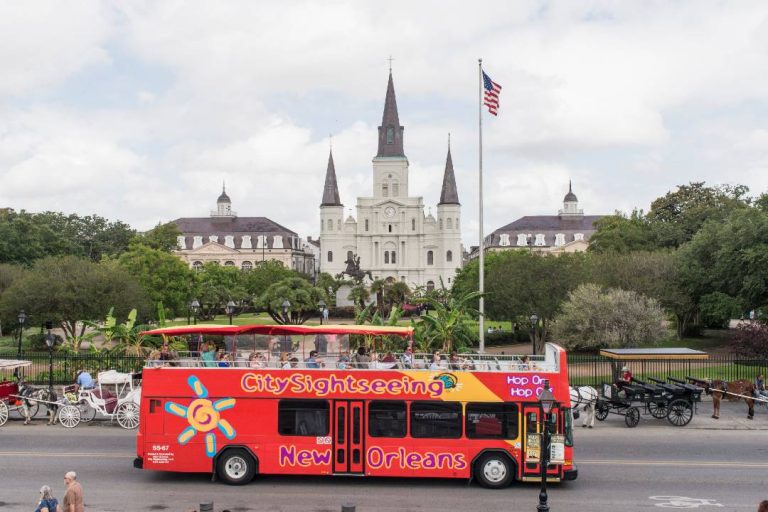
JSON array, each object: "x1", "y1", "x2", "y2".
[
  {"x1": 530, "y1": 314, "x2": 539, "y2": 356},
  {"x1": 225, "y1": 300, "x2": 236, "y2": 325},
  {"x1": 190, "y1": 299, "x2": 200, "y2": 325},
  {"x1": 537, "y1": 380, "x2": 555, "y2": 512},
  {"x1": 45, "y1": 321, "x2": 55, "y2": 395},
  {"x1": 16, "y1": 310, "x2": 27, "y2": 360},
  {"x1": 318, "y1": 299, "x2": 326, "y2": 325}
]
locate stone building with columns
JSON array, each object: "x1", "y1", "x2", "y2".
[
  {"x1": 173, "y1": 187, "x2": 316, "y2": 276},
  {"x1": 319, "y1": 71, "x2": 463, "y2": 290}
]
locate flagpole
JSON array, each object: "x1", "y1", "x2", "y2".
[{"x1": 478, "y1": 58, "x2": 485, "y2": 353}]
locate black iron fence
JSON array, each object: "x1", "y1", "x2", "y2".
[
  {"x1": 567, "y1": 354, "x2": 768, "y2": 387},
  {"x1": 2, "y1": 351, "x2": 766, "y2": 387},
  {"x1": 1, "y1": 351, "x2": 145, "y2": 385}
]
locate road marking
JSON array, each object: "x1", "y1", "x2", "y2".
[
  {"x1": 650, "y1": 496, "x2": 723, "y2": 508},
  {"x1": 581, "y1": 459, "x2": 768, "y2": 468},
  {"x1": 0, "y1": 451, "x2": 133, "y2": 459}
]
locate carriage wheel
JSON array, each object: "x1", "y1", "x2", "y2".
[
  {"x1": 116, "y1": 402, "x2": 139, "y2": 430},
  {"x1": 625, "y1": 407, "x2": 640, "y2": 428},
  {"x1": 648, "y1": 401, "x2": 668, "y2": 419},
  {"x1": 595, "y1": 401, "x2": 609, "y2": 421},
  {"x1": 0, "y1": 401, "x2": 8, "y2": 427},
  {"x1": 58, "y1": 405, "x2": 81, "y2": 428},
  {"x1": 78, "y1": 402, "x2": 97, "y2": 423},
  {"x1": 667, "y1": 399, "x2": 693, "y2": 427}
]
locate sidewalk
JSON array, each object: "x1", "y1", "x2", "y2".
[{"x1": 590, "y1": 396, "x2": 768, "y2": 430}]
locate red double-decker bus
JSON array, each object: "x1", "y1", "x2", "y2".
[{"x1": 134, "y1": 324, "x2": 577, "y2": 488}]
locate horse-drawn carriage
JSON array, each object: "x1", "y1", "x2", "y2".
[
  {"x1": 0, "y1": 360, "x2": 37, "y2": 426},
  {"x1": 59, "y1": 370, "x2": 141, "y2": 429},
  {"x1": 593, "y1": 376, "x2": 703, "y2": 428}
]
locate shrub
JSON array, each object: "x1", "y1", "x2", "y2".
[{"x1": 730, "y1": 321, "x2": 768, "y2": 358}]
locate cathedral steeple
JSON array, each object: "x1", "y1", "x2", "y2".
[
  {"x1": 438, "y1": 138, "x2": 459, "y2": 205},
  {"x1": 320, "y1": 149, "x2": 342, "y2": 206},
  {"x1": 376, "y1": 71, "x2": 405, "y2": 158}
]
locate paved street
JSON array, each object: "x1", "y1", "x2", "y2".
[{"x1": 0, "y1": 402, "x2": 766, "y2": 512}]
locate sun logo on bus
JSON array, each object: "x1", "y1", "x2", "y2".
[
  {"x1": 164, "y1": 375, "x2": 237, "y2": 458},
  {"x1": 434, "y1": 373, "x2": 460, "y2": 391}
]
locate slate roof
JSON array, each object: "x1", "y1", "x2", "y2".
[
  {"x1": 486, "y1": 215, "x2": 605, "y2": 248},
  {"x1": 376, "y1": 72, "x2": 405, "y2": 158},
  {"x1": 320, "y1": 150, "x2": 342, "y2": 206},
  {"x1": 438, "y1": 147, "x2": 460, "y2": 205},
  {"x1": 173, "y1": 216, "x2": 299, "y2": 251}
]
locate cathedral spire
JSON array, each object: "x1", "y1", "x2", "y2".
[
  {"x1": 438, "y1": 140, "x2": 460, "y2": 205},
  {"x1": 320, "y1": 149, "x2": 342, "y2": 206},
  {"x1": 376, "y1": 71, "x2": 405, "y2": 158}
]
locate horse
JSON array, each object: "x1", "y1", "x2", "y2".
[
  {"x1": 18, "y1": 381, "x2": 58, "y2": 425},
  {"x1": 569, "y1": 386, "x2": 599, "y2": 428},
  {"x1": 702, "y1": 379, "x2": 755, "y2": 420}
]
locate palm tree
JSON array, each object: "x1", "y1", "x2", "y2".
[{"x1": 415, "y1": 290, "x2": 482, "y2": 352}]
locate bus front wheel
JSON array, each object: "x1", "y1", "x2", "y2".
[
  {"x1": 216, "y1": 449, "x2": 257, "y2": 485},
  {"x1": 474, "y1": 453, "x2": 514, "y2": 489}
]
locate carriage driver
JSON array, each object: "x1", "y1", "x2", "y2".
[
  {"x1": 616, "y1": 365, "x2": 633, "y2": 389},
  {"x1": 74, "y1": 370, "x2": 95, "y2": 392},
  {"x1": 755, "y1": 374, "x2": 768, "y2": 408}
]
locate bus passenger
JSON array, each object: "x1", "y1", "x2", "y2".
[
  {"x1": 519, "y1": 355, "x2": 532, "y2": 370},
  {"x1": 289, "y1": 357, "x2": 299, "y2": 369},
  {"x1": 279, "y1": 352, "x2": 291, "y2": 369},
  {"x1": 351, "y1": 347, "x2": 371, "y2": 369},
  {"x1": 449, "y1": 351, "x2": 466, "y2": 370},
  {"x1": 201, "y1": 342, "x2": 217, "y2": 367},
  {"x1": 217, "y1": 351, "x2": 232, "y2": 367},
  {"x1": 400, "y1": 347, "x2": 413, "y2": 369},
  {"x1": 305, "y1": 350, "x2": 324, "y2": 369},
  {"x1": 337, "y1": 350, "x2": 351, "y2": 369},
  {"x1": 429, "y1": 351, "x2": 442, "y2": 370},
  {"x1": 248, "y1": 352, "x2": 266, "y2": 369}
]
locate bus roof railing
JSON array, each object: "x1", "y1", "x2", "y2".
[{"x1": 141, "y1": 324, "x2": 414, "y2": 338}]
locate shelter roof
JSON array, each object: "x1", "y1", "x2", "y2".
[{"x1": 599, "y1": 348, "x2": 709, "y2": 360}]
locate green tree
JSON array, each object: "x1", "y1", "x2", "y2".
[
  {"x1": 414, "y1": 290, "x2": 481, "y2": 352},
  {"x1": 117, "y1": 243, "x2": 195, "y2": 318},
  {"x1": 242, "y1": 260, "x2": 297, "y2": 297},
  {"x1": 133, "y1": 222, "x2": 182, "y2": 252},
  {"x1": 588, "y1": 209, "x2": 656, "y2": 253},
  {"x1": 647, "y1": 182, "x2": 750, "y2": 248},
  {"x1": 0, "y1": 256, "x2": 151, "y2": 347},
  {"x1": 257, "y1": 276, "x2": 322, "y2": 324},
  {"x1": 552, "y1": 283, "x2": 668, "y2": 351},
  {"x1": 194, "y1": 262, "x2": 249, "y2": 319},
  {"x1": 699, "y1": 292, "x2": 743, "y2": 328}
]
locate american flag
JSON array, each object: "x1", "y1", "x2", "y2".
[{"x1": 482, "y1": 71, "x2": 502, "y2": 116}]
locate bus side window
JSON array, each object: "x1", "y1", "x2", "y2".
[
  {"x1": 411, "y1": 402, "x2": 462, "y2": 439},
  {"x1": 466, "y1": 403, "x2": 519, "y2": 439},
  {"x1": 277, "y1": 399, "x2": 330, "y2": 436},
  {"x1": 526, "y1": 412, "x2": 538, "y2": 433},
  {"x1": 368, "y1": 401, "x2": 407, "y2": 438}
]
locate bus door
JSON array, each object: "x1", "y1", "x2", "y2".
[
  {"x1": 333, "y1": 400, "x2": 365, "y2": 474},
  {"x1": 521, "y1": 404, "x2": 562, "y2": 481}
]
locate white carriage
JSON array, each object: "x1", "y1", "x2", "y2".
[{"x1": 59, "y1": 370, "x2": 141, "y2": 429}]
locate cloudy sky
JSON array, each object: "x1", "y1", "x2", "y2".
[{"x1": 2, "y1": 1, "x2": 768, "y2": 247}]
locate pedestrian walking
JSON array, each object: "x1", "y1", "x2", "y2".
[
  {"x1": 35, "y1": 485, "x2": 60, "y2": 512},
  {"x1": 62, "y1": 471, "x2": 84, "y2": 512}
]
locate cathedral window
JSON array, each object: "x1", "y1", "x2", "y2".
[
  {"x1": 388, "y1": 224, "x2": 392, "y2": 233},
  {"x1": 386, "y1": 126, "x2": 394, "y2": 144},
  {"x1": 574, "y1": 233, "x2": 584, "y2": 241},
  {"x1": 327, "y1": 251, "x2": 333, "y2": 263},
  {"x1": 427, "y1": 250, "x2": 434, "y2": 265},
  {"x1": 328, "y1": 219, "x2": 333, "y2": 231},
  {"x1": 241, "y1": 261, "x2": 253, "y2": 271},
  {"x1": 426, "y1": 280, "x2": 435, "y2": 291},
  {"x1": 384, "y1": 251, "x2": 390, "y2": 264},
  {"x1": 391, "y1": 251, "x2": 396, "y2": 264},
  {"x1": 224, "y1": 261, "x2": 235, "y2": 266},
  {"x1": 439, "y1": 219, "x2": 443, "y2": 230},
  {"x1": 554, "y1": 233, "x2": 566, "y2": 247},
  {"x1": 337, "y1": 219, "x2": 341, "y2": 230},
  {"x1": 392, "y1": 183, "x2": 399, "y2": 197},
  {"x1": 192, "y1": 261, "x2": 203, "y2": 272},
  {"x1": 456, "y1": 218, "x2": 460, "y2": 229},
  {"x1": 382, "y1": 184, "x2": 389, "y2": 197},
  {"x1": 447, "y1": 218, "x2": 453, "y2": 229},
  {"x1": 534, "y1": 234, "x2": 545, "y2": 246},
  {"x1": 412, "y1": 218, "x2": 416, "y2": 231},
  {"x1": 446, "y1": 250, "x2": 453, "y2": 262},
  {"x1": 500, "y1": 234, "x2": 510, "y2": 247},
  {"x1": 365, "y1": 219, "x2": 369, "y2": 231}
]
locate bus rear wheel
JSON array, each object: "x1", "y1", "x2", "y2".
[
  {"x1": 216, "y1": 449, "x2": 256, "y2": 485},
  {"x1": 475, "y1": 453, "x2": 514, "y2": 489}
]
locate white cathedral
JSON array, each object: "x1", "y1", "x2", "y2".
[{"x1": 319, "y1": 72, "x2": 463, "y2": 290}]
